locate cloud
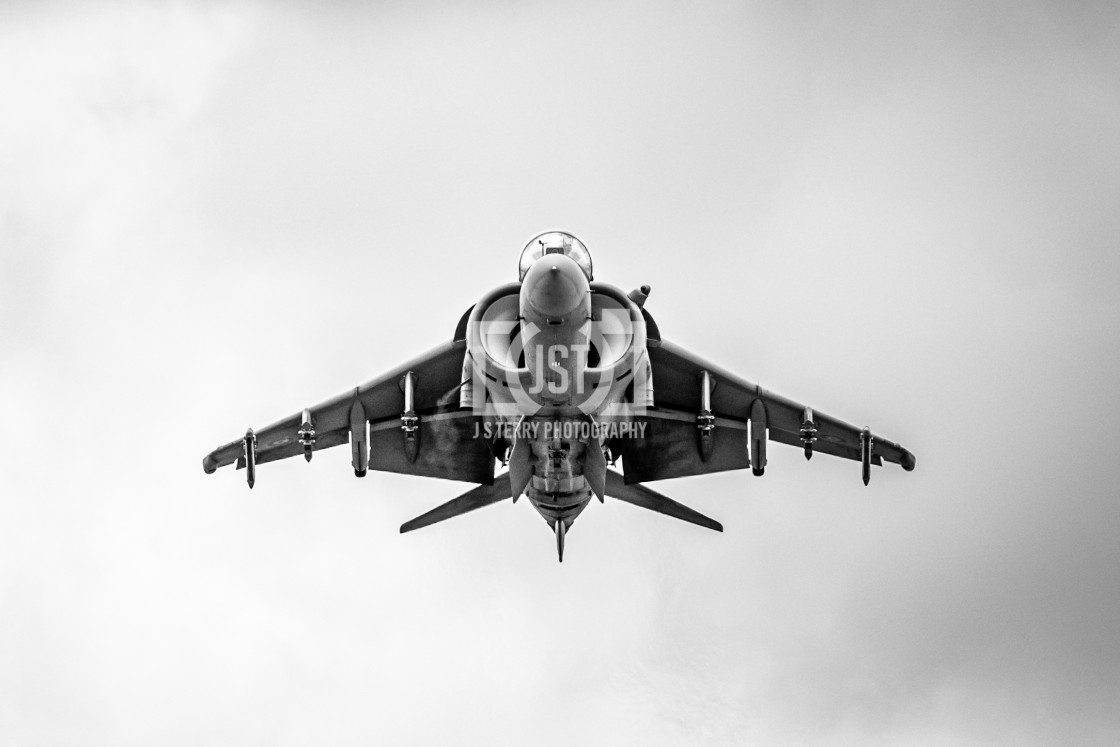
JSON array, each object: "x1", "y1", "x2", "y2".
[{"x1": 3, "y1": 2, "x2": 1119, "y2": 744}]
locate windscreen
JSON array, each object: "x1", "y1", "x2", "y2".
[{"x1": 518, "y1": 231, "x2": 593, "y2": 282}]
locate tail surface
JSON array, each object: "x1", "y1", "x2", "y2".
[
  {"x1": 400, "y1": 473, "x2": 512, "y2": 533},
  {"x1": 604, "y1": 469, "x2": 723, "y2": 532}
]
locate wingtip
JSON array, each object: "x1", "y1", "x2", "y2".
[{"x1": 698, "y1": 516, "x2": 724, "y2": 532}]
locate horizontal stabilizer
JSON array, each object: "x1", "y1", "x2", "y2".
[
  {"x1": 604, "y1": 469, "x2": 723, "y2": 532},
  {"x1": 400, "y1": 473, "x2": 511, "y2": 533}
]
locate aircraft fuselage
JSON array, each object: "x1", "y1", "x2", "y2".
[
  {"x1": 462, "y1": 237, "x2": 651, "y2": 555},
  {"x1": 202, "y1": 228, "x2": 916, "y2": 564}
]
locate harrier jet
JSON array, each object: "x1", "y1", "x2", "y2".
[{"x1": 203, "y1": 231, "x2": 915, "y2": 561}]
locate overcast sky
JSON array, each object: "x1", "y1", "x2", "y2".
[{"x1": 2, "y1": 1, "x2": 1119, "y2": 744}]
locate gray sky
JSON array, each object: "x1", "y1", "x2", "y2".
[{"x1": 2, "y1": 1, "x2": 1119, "y2": 744}]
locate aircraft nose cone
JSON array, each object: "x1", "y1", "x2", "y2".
[{"x1": 522, "y1": 253, "x2": 589, "y2": 319}]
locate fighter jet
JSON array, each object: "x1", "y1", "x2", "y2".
[{"x1": 203, "y1": 230, "x2": 915, "y2": 561}]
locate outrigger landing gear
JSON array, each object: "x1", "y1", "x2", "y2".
[{"x1": 242, "y1": 428, "x2": 256, "y2": 489}]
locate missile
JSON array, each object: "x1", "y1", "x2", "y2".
[
  {"x1": 860, "y1": 427, "x2": 873, "y2": 485},
  {"x1": 242, "y1": 428, "x2": 256, "y2": 489}
]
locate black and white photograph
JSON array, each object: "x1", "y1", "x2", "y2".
[{"x1": 2, "y1": 2, "x2": 1118, "y2": 744}]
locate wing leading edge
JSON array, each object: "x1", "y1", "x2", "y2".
[
  {"x1": 202, "y1": 340, "x2": 495, "y2": 487},
  {"x1": 618, "y1": 340, "x2": 915, "y2": 485}
]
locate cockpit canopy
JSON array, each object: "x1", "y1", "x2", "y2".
[{"x1": 518, "y1": 230, "x2": 593, "y2": 282}]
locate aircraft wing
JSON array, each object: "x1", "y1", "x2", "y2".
[
  {"x1": 617, "y1": 339, "x2": 915, "y2": 484},
  {"x1": 202, "y1": 340, "x2": 496, "y2": 486}
]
